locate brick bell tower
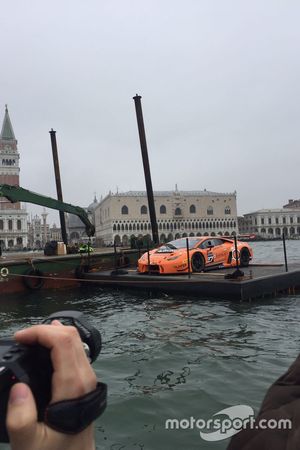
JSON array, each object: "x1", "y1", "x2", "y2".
[{"x1": 0, "y1": 105, "x2": 20, "y2": 210}]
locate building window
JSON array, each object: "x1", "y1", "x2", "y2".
[
  {"x1": 160, "y1": 205, "x2": 166, "y2": 214},
  {"x1": 190, "y1": 204, "x2": 196, "y2": 214},
  {"x1": 225, "y1": 206, "x2": 231, "y2": 215},
  {"x1": 175, "y1": 207, "x2": 182, "y2": 216},
  {"x1": 283, "y1": 217, "x2": 286, "y2": 224},
  {"x1": 0, "y1": 220, "x2": 3, "y2": 230},
  {"x1": 121, "y1": 205, "x2": 128, "y2": 215},
  {"x1": 8, "y1": 220, "x2": 13, "y2": 230},
  {"x1": 207, "y1": 206, "x2": 213, "y2": 215},
  {"x1": 261, "y1": 218, "x2": 264, "y2": 225},
  {"x1": 17, "y1": 220, "x2": 22, "y2": 230},
  {"x1": 290, "y1": 217, "x2": 294, "y2": 224},
  {"x1": 268, "y1": 218, "x2": 271, "y2": 224},
  {"x1": 276, "y1": 217, "x2": 279, "y2": 224},
  {"x1": 141, "y1": 205, "x2": 147, "y2": 215}
]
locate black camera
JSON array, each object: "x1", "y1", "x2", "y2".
[{"x1": 0, "y1": 311, "x2": 102, "y2": 442}]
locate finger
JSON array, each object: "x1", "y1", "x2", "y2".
[
  {"x1": 51, "y1": 319, "x2": 64, "y2": 326},
  {"x1": 15, "y1": 325, "x2": 91, "y2": 373},
  {"x1": 15, "y1": 325, "x2": 85, "y2": 370},
  {"x1": 14, "y1": 325, "x2": 97, "y2": 401},
  {"x1": 6, "y1": 383, "x2": 39, "y2": 450}
]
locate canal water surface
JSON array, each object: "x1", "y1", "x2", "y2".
[{"x1": 0, "y1": 240, "x2": 300, "y2": 450}]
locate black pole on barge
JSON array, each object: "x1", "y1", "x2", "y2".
[
  {"x1": 49, "y1": 129, "x2": 68, "y2": 245},
  {"x1": 282, "y1": 232, "x2": 288, "y2": 272},
  {"x1": 133, "y1": 95, "x2": 159, "y2": 246},
  {"x1": 186, "y1": 238, "x2": 191, "y2": 279}
]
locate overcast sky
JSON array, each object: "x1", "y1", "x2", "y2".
[{"x1": 1, "y1": 0, "x2": 300, "y2": 224}]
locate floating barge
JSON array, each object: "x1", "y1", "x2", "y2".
[
  {"x1": 81, "y1": 263, "x2": 300, "y2": 301},
  {"x1": 1, "y1": 251, "x2": 300, "y2": 301},
  {"x1": 0, "y1": 249, "x2": 137, "y2": 295}
]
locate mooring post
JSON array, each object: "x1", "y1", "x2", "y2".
[
  {"x1": 49, "y1": 129, "x2": 68, "y2": 246},
  {"x1": 133, "y1": 95, "x2": 159, "y2": 246},
  {"x1": 186, "y1": 237, "x2": 191, "y2": 278},
  {"x1": 282, "y1": 232, "x2": 288, "y2": 272}
]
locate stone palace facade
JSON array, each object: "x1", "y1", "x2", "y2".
[{"x1": 94, "y1": 189, "x2": 238, "y2": 246}]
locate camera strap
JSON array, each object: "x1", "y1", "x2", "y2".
[{"x1": 44, "y1": 381, "x2": 107, "y2": 434}]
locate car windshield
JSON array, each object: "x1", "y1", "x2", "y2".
[
  {"x1": 156, "y1": 243, "x2": 177, "y2": 253},
  {"x1": 157, "y1": 238, "x2": 201, "y2": 252}
]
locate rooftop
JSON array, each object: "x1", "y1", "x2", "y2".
[
  {"x1": 111, "y1": 190, "x2": 235, "y2": 197},
  {"x1": 245, "y1": 208, "x2": 300, "y2": 215}
]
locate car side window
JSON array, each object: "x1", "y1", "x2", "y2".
[
  {"x1": 200, "y1": 240, "x2": 214, "y2": 249},
  {"x1": 199, "y1": 240, "x2": 208, "y2": 249},
  {"x1": 213, "y1": 239, "x2": 223, "y2": 246}
]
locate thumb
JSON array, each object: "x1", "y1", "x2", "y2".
[{"x1": 6, "y1": 383, "x2": 38, "y2": 449}]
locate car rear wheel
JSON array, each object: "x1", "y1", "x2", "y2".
[
  {"x1": 240, "y1": 248, "x2": 250, "y2": 267},
  {"x1": 191, "y1": 252, "x2": 205, "y2": 272}
]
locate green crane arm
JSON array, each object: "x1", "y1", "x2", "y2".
[{"x1": 0, "y1": 184, "x2": 95, "y2": 237}]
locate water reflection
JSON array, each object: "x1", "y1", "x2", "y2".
[{"x1": 0, "y1": 242, "x2": 300, "y2": 449}]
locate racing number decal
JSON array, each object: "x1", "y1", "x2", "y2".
[{"x1": 207, "y1": 252, "x2": 214, "y2": 263}]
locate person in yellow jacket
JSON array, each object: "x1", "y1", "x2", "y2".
[{"x1": 79, "y1": 242, "x2": 94, "y2": 254}]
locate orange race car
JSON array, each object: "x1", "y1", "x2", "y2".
[{"x1": 137, "y1": 236, "x2": 253, "y2": 274}]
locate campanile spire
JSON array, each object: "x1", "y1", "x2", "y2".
[
  {"x1": 0, "y1": 105, "x2": 20, "y2": 196},
  {"x1": 1, "y1": 105, "x2": 16, "y2": 141}
]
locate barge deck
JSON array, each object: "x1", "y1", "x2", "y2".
[{"x1": 81, "y1": 263, "x2": 300, "y2": 301}]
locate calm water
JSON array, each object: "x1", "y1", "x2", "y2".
[{"x1": 0, "y1": 240, "x2": 300, "y2": 450}]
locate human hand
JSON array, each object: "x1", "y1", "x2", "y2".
[{"x1": 6, "y1": 320, "x2": 97, "y2": 450}]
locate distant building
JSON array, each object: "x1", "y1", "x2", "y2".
[
  {"x1": 0, "y1": 106, "x2": 28, "y2": 249},
  {"x1": 283, "y1": 199, "x2": 300, "y2": 209},
  {"x1": 27, "y1": 214, "x2": 50, "y2": 248},
  {"x1": 242, "y1": 205, "x2": 300, "y2": 238},
  {"x1": 50, "y1": 224, "x2": 62, "y2": 242},
  {"x1": 94, "y1": 189, "x2": 238, "y2": 246},
  {"x1": 237, "y1": 216, "x2": 249, "y2": 235},
  {"x1": 27, "y1": 214, "x2": 61, "y2": 248},
  {"x1": 67, "y1": 196, "x2": 98, "y2": 243}
]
